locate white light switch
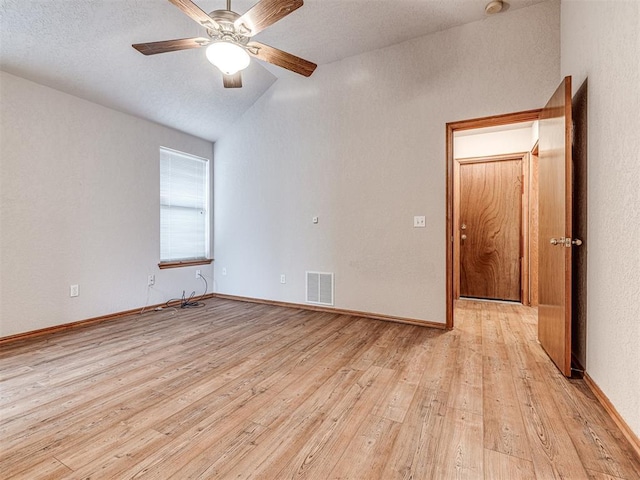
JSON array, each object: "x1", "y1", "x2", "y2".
[
  {"x1": 413, "y1": 216, "x2": 426, "y2": 228},
  {"x1": 312, "y1": 216, "x2": 319, "y2": 224}
]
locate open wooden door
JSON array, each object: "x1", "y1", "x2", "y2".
[{"x1": 538, "y1": 76, "x2": 579, "y2": 376}]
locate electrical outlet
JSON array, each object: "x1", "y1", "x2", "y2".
[
  {"x1": 196, "y1": 269, "x2": 201, "y2": 279},
  {"x1": 280, "y1": 274, "x2": 286, "y2": 284},
  {"x1": 148, "y1": 275, "x2": 155, "y2": 286},
  {"x1": 413, "y1": 215, "x2": 426, "y2": 228},
  {"x1": 222, "y1": 267, "x2": 227, "y2": 276},
  {"x1": 70, "y1": 284, "x2": 79, "y2": 297}
]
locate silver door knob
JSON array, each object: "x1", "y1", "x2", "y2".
[
  {"x1": 550, "y1": 238, "x2": 560, "y2": 245},
  {"x1": 571, "y1": 238, "x2": 583, "y2": 246},
  {"x1": 461, "y1": 234, "x2": 467, "y2": 240}
]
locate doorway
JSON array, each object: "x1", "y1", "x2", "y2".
[
  {"x1": 446, "y1": 78, "x2": 586, "y2": 378},
  {"x1": 446, "y1": 109, "x2": 542, "y2": 329}
]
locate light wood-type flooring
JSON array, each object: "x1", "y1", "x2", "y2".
[{"x1": 1, "y1": 298, "x2": 639, "y2": 479}]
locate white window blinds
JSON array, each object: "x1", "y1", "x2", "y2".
[{"x1": 160, "y1": 147, "x2": 210, "y2": 262}]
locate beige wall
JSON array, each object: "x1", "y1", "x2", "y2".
[
  {"x1": 213, "y1": 1, "x2": 560, "y2": 323},
  {"x1": 0, "y1": 72, "x2": 214, "y2": 337},
  {"x1": 561, "y1": 0, "x2": 640, "y2": 437},
  {"x1": 454, "y1": 125, "x2": 536, "y2": 159}
]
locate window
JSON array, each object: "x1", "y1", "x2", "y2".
[{"x1": 159, "y1": 147, "x2": 211, "y2": 267}]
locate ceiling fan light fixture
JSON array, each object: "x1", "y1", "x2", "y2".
[{"x1": 205, "y1": 41, "x2": 250, "y2": 75}]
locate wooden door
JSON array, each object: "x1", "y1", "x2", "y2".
[
  {"x1": 459, "y1": 158, "x2": 522, "y2": 301},
  {"x1": 538, "y1": 76, "x2": 574, "y2": 376}
]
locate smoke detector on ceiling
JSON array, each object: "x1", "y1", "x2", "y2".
[{"x1": 485, "y1": 0, "x2": 504, "y2": 15}]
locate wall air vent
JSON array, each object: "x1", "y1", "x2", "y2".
[{"x1": 306, "y1": 271, "x2": 334, "y2": 306}]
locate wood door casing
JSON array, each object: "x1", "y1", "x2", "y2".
[
  {"x1": 529, "y1": 149, "x2": 540, "y2": 306},
  {"x1": 538, "y1": 76, "x2": 573, "y2": 376},
  {"x1": 458, "y1": 157, "x2": 522, "y2": 301}
]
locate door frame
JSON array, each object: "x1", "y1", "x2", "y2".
[
  {"x1": 446, "y1": 109, "x2": 541, "y2": 329},
  {"x1": 454, "y1": 152, "x2": 530, "y2": 303}
]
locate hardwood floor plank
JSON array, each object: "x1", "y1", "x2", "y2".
[
  {"x1": 372, "y1": 380, "x2": 419, "y2": 423},
  {"x1": 327, "y1": 414, "x2": 402, "y2": 479},
  {"x1": 431, "y1": 406, "x2": 484, "y2": 479},
  {"x1": 58, "y1": 429, "x2": 169, "y2": 479},
  {"x1": 482, "y1": 315, "x2": 532, "y2": 461},
  {"x1": 447, "y1": 326, "x2": 483, "y2": 415},
  {"x1": 484, "y1": 448, "x2": 536, "y2": 479},
  {"x1": 380, "y1": 385, "x2": 448, "y2": 479},
  {"x1": 483, "y1": 355, "x2": 532, "y2": 461},
  {"x1": 585, "y1": 469, "x2": 627, "y2": 480},
  {"x1": 4, "y1": 456, "x2": 72, "y2": 480},
  {"x1": 418, "y1": 330, "x2": 458, "y2": 392}
]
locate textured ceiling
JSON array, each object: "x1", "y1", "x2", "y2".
[{"x1": 0, "y1": 0, "x2": 547, "y2": 141}]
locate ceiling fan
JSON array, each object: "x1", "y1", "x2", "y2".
[{"x1": 132, "y1": 0, "x2": 317, "y2": 88}]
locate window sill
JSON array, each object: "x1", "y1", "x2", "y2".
[{"x1": 158, "y1": 259, "x2": 213, "y2": 270}]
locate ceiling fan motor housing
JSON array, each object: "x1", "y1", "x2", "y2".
[{"x1": 207, "y1": 9, "x2": 249, "y2": 43}]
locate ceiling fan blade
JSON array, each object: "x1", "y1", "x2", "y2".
[
  {"x1": 234, "y1": 0, "x2": 303, "y2": 37},
  {"x1": 168, "y1": 0, "x2": 219, "y2": 29},
  {"x1": 223, "y1": 72, "x2": 243, "y2": 88},
  {"x1": 132, "y1": 37, "x2": 210, "y2": 55},
  {"x1": 247, "y1": 41, "x2": 316, "y2": 77}
]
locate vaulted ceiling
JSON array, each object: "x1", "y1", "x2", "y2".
[{"x1": 0, "y1": 0, "x2": 546, "y2": 141}]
